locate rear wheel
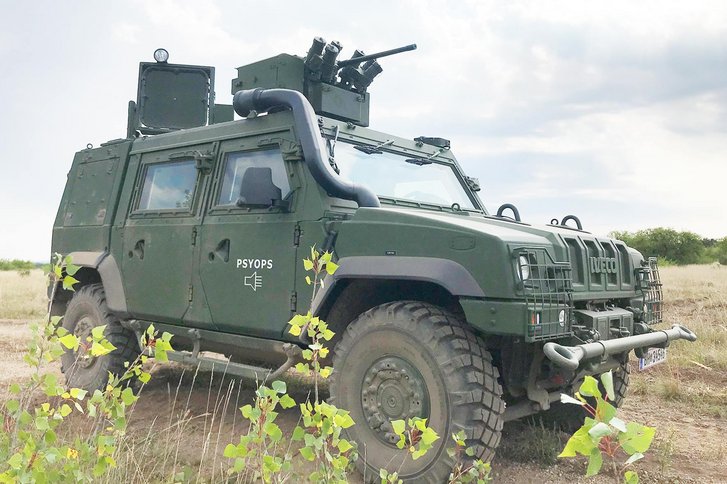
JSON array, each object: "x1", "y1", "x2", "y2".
[
  {"x1": 61, "y1": 284, "x2": 139, "y2": 392},
  {"x1": 330, "y1": 301, "x2": 504, "y2": 483},
  {"x1": 538, "y1": 355, "x2": 630, "y2": 433}
]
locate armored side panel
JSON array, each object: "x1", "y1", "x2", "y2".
[
  {"x1": 52, "y1": 140, "x2": 134, "y2": 256},
  {"x1": 231, "y1": 54, "x2": 370, "y2": 126}
]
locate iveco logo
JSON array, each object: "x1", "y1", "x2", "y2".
[{"x1": 590, "y1": 256, "x2": 617, "y2": 274}]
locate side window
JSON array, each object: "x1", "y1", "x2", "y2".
[
  {"x1": 217, "y1": 149, "x2": 291, "y2": 206},
  {"x1": 137, "y1": 159, "x2": 198, "y2": 211}
]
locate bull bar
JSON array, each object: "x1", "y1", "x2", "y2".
[{"x1": 544, "y1": 324, "x2": 697, "y2": 370}]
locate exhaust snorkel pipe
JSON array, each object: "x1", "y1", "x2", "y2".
[{"x1": 232, "y1": 88, "x2": 380, "y2": 208}]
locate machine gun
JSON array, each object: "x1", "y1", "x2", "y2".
[
  {"x1": 231, "y1": 37, "x2": 417, "y2": 127},
  {"x1": 303, "y1": 38, "x2": 416, "y2": 93}
]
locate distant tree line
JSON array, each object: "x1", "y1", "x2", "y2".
[
  {"x1": 0, "y1": 259, "x2": 40, "y2": 271},
  {"x1": 609, "y1": 228, "x2": 727, "y2": 265}
]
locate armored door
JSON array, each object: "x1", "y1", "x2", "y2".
[{"x1": 197, "y1": 140, "x2": 299, "y2": 338}]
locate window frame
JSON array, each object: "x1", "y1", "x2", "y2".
[
  {"x1": 208, "y1": 145, "x2": 294, "y2": 214},
  {"x1": 130, "y1": 157, "x2": 202, "y2": 218}
]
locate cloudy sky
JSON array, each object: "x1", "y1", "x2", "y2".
[{"x1": 1, "y1": 0, "x2": 726, "y2": 261}]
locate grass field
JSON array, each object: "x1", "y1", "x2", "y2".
[
  {"x1": 0, "y1": 269, "x2": 47, "y2": 320},
  {"x1": 0, "y1": 265, "x2": 725, "y2": 482}
]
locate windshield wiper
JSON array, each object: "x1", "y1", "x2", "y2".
[
  {"x1": 405, "y1": 146, "x2": 448, "y2": 166},
  {"x1": 353, "y1": 139, "x2": 394, "y2": 154}
]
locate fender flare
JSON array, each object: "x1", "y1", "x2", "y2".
[
  {"x1": 311, "y1": 256, "x2": 485, "y2": 315},
  {"x1": 66, "y1": 251, "x2": 128, "y2": 314}
]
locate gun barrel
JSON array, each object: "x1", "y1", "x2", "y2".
[{"x1": 337, "y1": 44, "x2": 417, "y2": 68}]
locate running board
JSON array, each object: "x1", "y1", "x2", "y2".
[
  {"x1": 167, "y1": 341, "x2": 303, "y2": 382},
  {"x1": 168, "y1": 351, "x2": 272, "y2": 381}
]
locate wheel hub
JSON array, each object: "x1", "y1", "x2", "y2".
[
  {"x1": 73, "y1": 316, "x2": 96, "y2": 369},
  {"x1": 361, "y1": 356, "x2": 429, "y2": 446}
]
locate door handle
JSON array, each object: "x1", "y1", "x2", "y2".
[
  {"x1": 130, "y1": 240, "x2": 145, "y2": 260},
  {"x1": 209, "y1": 239, "x2": 230, "y2": 262}
]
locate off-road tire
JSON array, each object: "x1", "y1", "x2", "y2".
[
  {"x1": 61, "y1": 284, "x2": 139, "y2": 392},
  {"x1": 539, "y1": 355, "x2": 630, "y2": 433},
  {"x1": 329, "y1": 301, "x2": 504, "y2": 483}
]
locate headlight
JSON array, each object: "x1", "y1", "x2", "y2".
[{"x1": 518, "y1": 255, "x2": 530, "y2": 281}]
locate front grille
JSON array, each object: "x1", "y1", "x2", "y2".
[
  {"x1": 637, "y1": 257, "x2": 663, "y2": 324},
  {"x1": 515, "y1": 248, "x2": 574, "y2": 342}
]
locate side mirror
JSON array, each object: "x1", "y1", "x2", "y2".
[{"x1": 236, "y1": 167, "x2": 285, "y2": 208}]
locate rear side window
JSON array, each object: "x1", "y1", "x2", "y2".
[
  {"x1": 217, "y1": 149, "x2": 291, "y2": 205},
  {"x1": 138, "y1": 160, "x2": 197, "y2": 210}
]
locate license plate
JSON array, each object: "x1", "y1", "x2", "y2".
[{"x1": 638, "y1": 347, "x2": 667, "y2": 370}]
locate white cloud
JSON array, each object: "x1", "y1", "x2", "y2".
[{"x1": 1, "y1": 0, "x2": 726, "y2": 259}]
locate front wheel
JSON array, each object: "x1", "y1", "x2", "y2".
[
  {"x1": 61, "y1": 284, "x2": 140, "y2": 392},
  {"x1": 330, "y1": 301, "x2": 504, "y2": 483}
]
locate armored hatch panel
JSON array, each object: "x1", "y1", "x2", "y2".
[{"x1": 231, "y1": 54, "x2": 370, "y2": 127}]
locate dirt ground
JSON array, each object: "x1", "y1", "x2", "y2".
[{"x1": 0, "y1": 317, "x2": 724, "y2": 483}]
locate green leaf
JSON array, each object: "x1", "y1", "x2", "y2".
[
  {"x1": 421, "y1": 427, "x2": 439, "y2": 446},
  {"x1": 62, "y1": 275, "x2": 79, "y2": 290},
  {"x1": 264, "y1": 422, "x2": 283, "y2": 442},
  {"x1": 299, "y1": 446, "x2": 315, "y2": 461},
  {"x1": 59, "y1": 404, "x2": 72, "y2": 417},
  {"x1": 292, "y1": 426, "x2": 305, "y2": 441},
  {"x1": 588, "y1": 422, "x2": 612, "y2": 440},
  {"x1": 121, "y1": 387, "x2": 136, "y2": 406},
  {"x1": 59, "y1": 334, "x2": 79, "y2": 350},
  {"x1": 90, "y1": 341, "x2": 114, "y2": 356},
  {"x1": 619, "y1": 423, "x2": 655, "y2": 454},
  {"x1": 223, "y1": 444, "x2": 238, "y2": 458},
  {"x1": 271, "y1": 380, "x2": 287, "y2": 394},
  {"x1": 334, "y1": 412, "x2": 355, "y2": 429},
  {"x1": 240, "y1": 404, "x2": 253, "y2": 419},
  {"x1": 600, "y1": 370, "x2": 615, "y2": 401},
  {"x1": 91, "y1": 325, "x2": 106, "y2": 339},
  {"x1": 559, "y1": 424, "x2": 596, "y2": 458},
  {"x1": 624, "y1": 452, "x2": 644, "y2": 466},
  {"x1": 338, "y1": 439, "x2": 353, "y2": 453},
  {"x1": 70, "y1": 388, "x2": 88, "y2": 400},
  {"x1": 412, "y1": 448, "x2": 428, "y2": 460},
  {"x1": 303, "y1": 258, "x2": 314, "y2": 271},
  {"x1": 624, "y1": 470, "x2": 640, "y2": 484},
  {"x1": 321, "y1": 329, "x2": 335, "y2": 341},
  {"x1": 7, "y1": 453, "x2": 23, "y2": 470},
  {"x1": 5, "y1": 399, "x2": 19, "y2": 413},
  {"x1": 586, "y1": 447, "x2": 603, "y2": 476},
  {"x1": 392, "y1": 419, "x2": 406, "y2": 436},
  {"x1": 325, "y1": 261, "x2": 339, "y2": 275},
  {"x1": 65, "y1": 262, "x2": 81, "y2": 276},
  {"x1": 294, "y1": 362, "x2": 309, "y2": 374},
  {"x1": 579, "y1": 376, "x2": 601, "y2": 398},
  {"x1": 9, "y1": 383, "x2": 21, "y2": 394},
  {"x1": 138, "y1": 371, "x2": 151, "y2": 384},
  {"x1": 595, "y1": 399, "x2": 617, "y2": 424},
  {"x1": 280, "y1": 394, "x2": 296, "y2": 409},
  {"x1": 305, "y1": 275, "x2": 311, "y2": 285}
]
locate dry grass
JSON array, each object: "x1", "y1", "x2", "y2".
[
  {"x1": 0, "y1": 269, "x2": 48, "y2": 320},
  {"x1": 658, "y1": 264, "x2": 727, "y2": 370}
]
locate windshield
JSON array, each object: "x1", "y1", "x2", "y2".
[{"x1": 334, "y1": 142, "x2": 477, "y2": 210}]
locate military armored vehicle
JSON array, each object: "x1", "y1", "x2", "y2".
[{"x1": 51, "y1": 39, "x2": 697, "y2": 481}]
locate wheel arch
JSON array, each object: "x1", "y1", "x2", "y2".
[
  {"x1": 50, "y1": 251, "x2": 127, "y2": 317},
  {"x1": 313, "y1": 256, "x2": 485, "y2": 334}
]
